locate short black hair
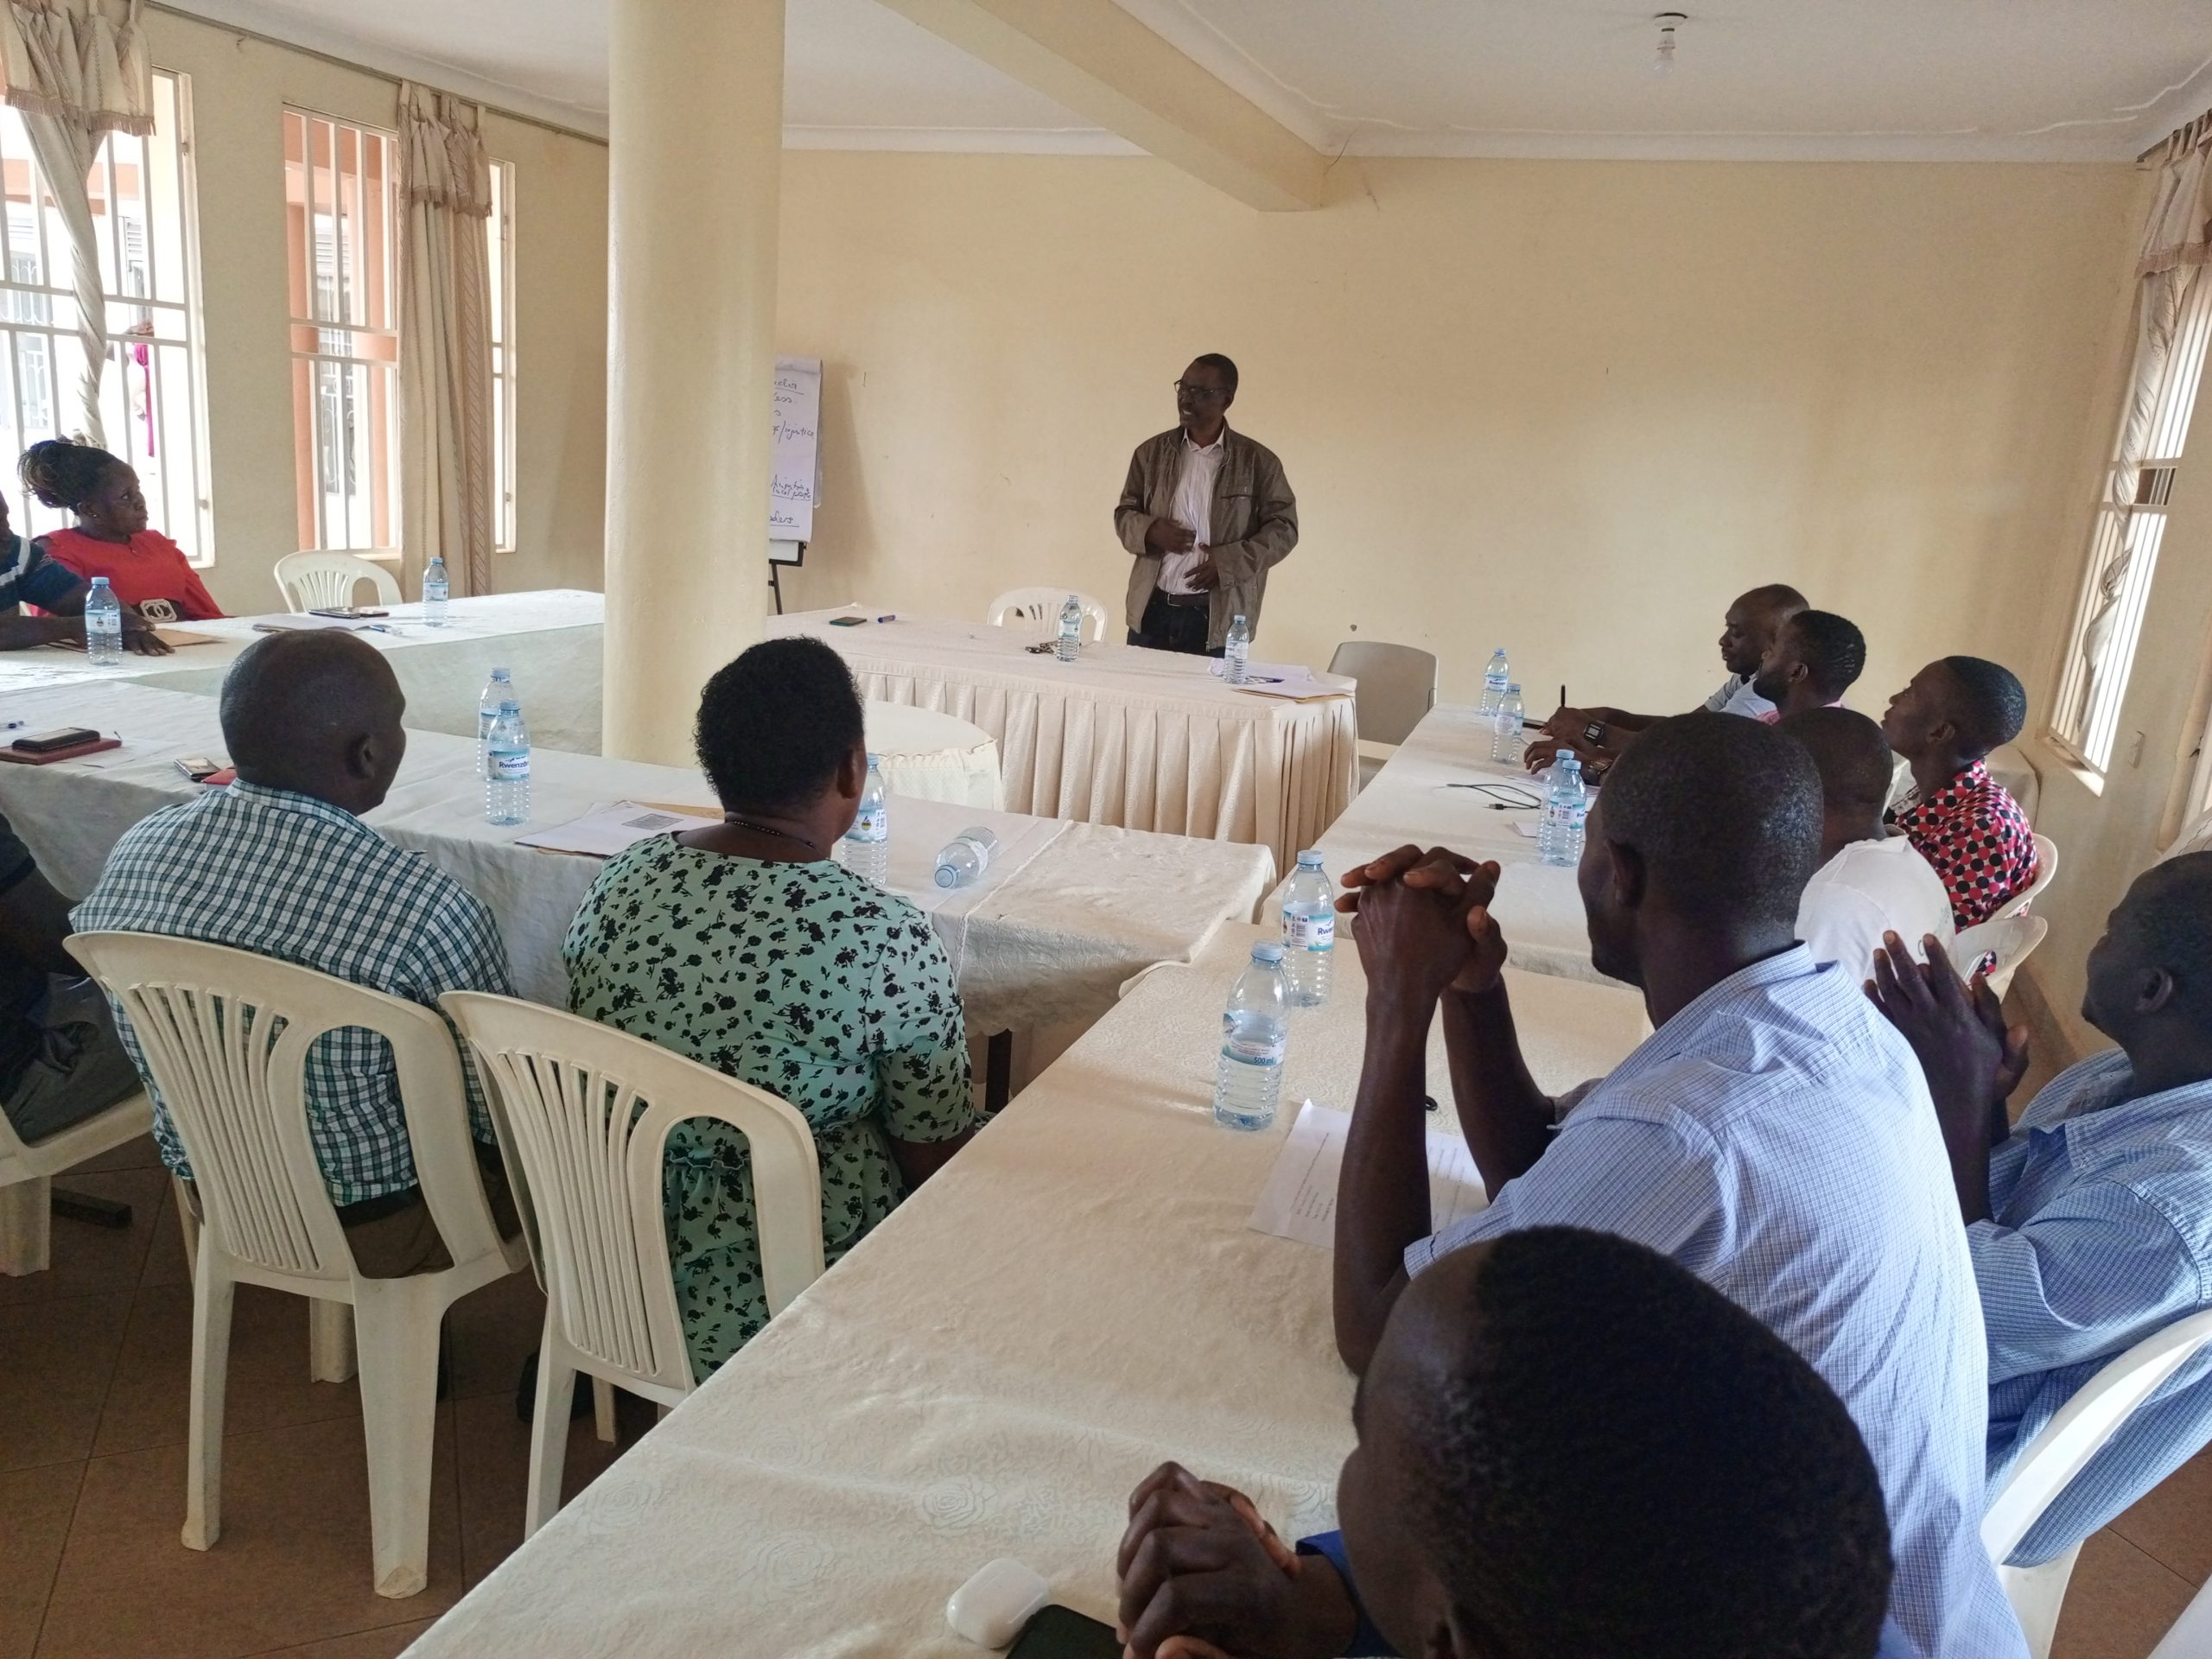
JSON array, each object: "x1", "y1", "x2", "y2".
[
  {"x1": 1788, "y1": 610, "x2": 1867, "y2": 703},
  {"x1": 695, "y1": 637, "x2": 864, "y2": 812},
  {"x1": 1189, "y1": 352, "x2": 1238, "y2": 396},
  {"x1": 219, "y1": 629, "x2": 398, "y2": 776},
  {"x1": 1936, "y1": 656, "x2": 2027, "y2": 757},
  {"x1": 1742, "y1": 582, "x2": 1809, "y2": 616},
  {"x1": 1414, "y1": 1227, "x2": 1892, "y2": 1659},
  {"x1": 1597, "y1": 712, "x2": 1823, "y2": 930},
  {"x1": 2129, "y1": 851, "x2": 2212, "y2": 1019},
  {"x1": 19, "y1": 437, "x2": 124, "y2": 512},
  {"x1": 1779, "y1": 706, "x2": 1893, "y2": 815}
]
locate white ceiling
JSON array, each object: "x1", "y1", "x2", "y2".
[{"x1": 167, "y1": 0, "x2": 2212, "y2": 162}]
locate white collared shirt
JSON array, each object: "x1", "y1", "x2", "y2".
[{"x1": 1157, "y1": 428, "x2": 1225, "y2": 595}]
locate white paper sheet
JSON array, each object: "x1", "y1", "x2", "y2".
[
  {"x1": 1207, "y1": 659, "x2": 1314, "y2": 685},
  {"x1": 1248, "y1": 1099, "x2": 1487, "y2": 1249},
  {"x1": 514, "y1": 800, "x2": 716, "y2": 857}
]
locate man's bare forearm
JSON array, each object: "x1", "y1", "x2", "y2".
[
  {"x1": 1333, "y1": 1001, "x2": 1434, "y2": 1374},
  {"x1": 1440, "y1": 982, "x2": 1554, "y2": 1195},
  {"x1": 0, "y1": 613, "x2": 79, "y2": 651}
]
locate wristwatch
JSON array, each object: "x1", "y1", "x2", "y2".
[{"x1": 1582, "y1": 721, "x2": 1606, "y2": 747}]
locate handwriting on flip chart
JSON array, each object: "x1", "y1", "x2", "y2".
[{"x1": 770, "y1": 356, "x2": 823, "y2": 539}]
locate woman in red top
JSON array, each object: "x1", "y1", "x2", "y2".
[{"x1": 18, "y1": 439, "x2": 224, "y2": 622}]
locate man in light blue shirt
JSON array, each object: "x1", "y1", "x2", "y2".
[
  {"x1": 1332, "y1": 715, "x2": 2022, "y2": 1659},
  {"x1": 1869, "y1": 852, "x2": 2212, "y2": 1567}
]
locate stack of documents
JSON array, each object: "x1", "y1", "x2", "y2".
[{"x1": 1248, "y1": 1100, "x2": 1488, "y2": 1248}]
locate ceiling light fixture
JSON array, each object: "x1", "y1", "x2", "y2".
[{"x1": 1652, "y1": 12, "x2": 1686, "y2": 77}]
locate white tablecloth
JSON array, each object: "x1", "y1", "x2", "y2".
[
  {"x1": 0, "y1": 683, "x2": 1272, "y2": 1036},
  {"x1": 400, "y1": 923, "x2": 1649, "y2": 1658},
  {"x1": 770, "y1": 608, "x2": 1359, "y2": 871},
  {"x1": 1287, "y1": 704, "x2": 1613, "y2": 985},
  {"x1": 0, "y1": 590, "x2": 607, "y2": 753},
  {"x1": 862, "y1": 700, "x2": 1002, "y2": 810}
]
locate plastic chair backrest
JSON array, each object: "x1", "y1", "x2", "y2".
[
  {"x1": 1983, "y1": 1305, "x2": 2212, "y2": 1565},
  {"x1": 273, "y1": 551, "x2": 403, "y2": 616},
  {"x1": 1953, "y1": 913, "x2": 2050, "y2": 999},
  {"x1": 67, "y1": 931, "x2": 505, "y2": 1287},
  {"x1": 441, "y1": 993, "x2": 826, "y2": 1398},
  {"x1": 987, "y1": 588, "x2": 1109, "y2": 642},
  {"x1": 1994, "y1": 833, "x2": 2060, "y2": 921},
  {"x1": 2166, "y1": 809, "x2": 2212, "y2": 863},
  {"x1": 1326, "y1": 641, "x2": 1437, "y2": 746}
]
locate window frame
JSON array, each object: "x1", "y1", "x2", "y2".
[
  {"x1": 283, "y1": 105, "x2": 401, "y2": 562},
  {"x1": 2047, "y1": 271, "x2": 2212, "y2": 776},
  {"x1": 487, "y1": 156, "x2": 515, "y2": 554},
  {"x1": 0, "y1": 68, "x2": 213, "y2": 564}
]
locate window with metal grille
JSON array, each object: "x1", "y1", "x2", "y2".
[
  {"x1": 0, "y1": 70, "x2": 211, "y2": 562},
  {"x1": 2050, "y1": 272, "x2": 2212, "y2": 772},
  {"x1": 488, "y1": 157, "x2": 514, "y2": 553},
  {"x1": 284, "y1": 108, "x2": 398, "y2": 556}
]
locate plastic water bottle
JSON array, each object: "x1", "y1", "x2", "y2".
[
  {"x1": 935, "y1": 826, "x2": 999, "y2": 889},
  {"x1": 484, "y1": 699, "x2": 530, "y2": 825},
  {"x1": 1224, "y1": 614, "x2": 1252, "y2": 685},
  {"x1": 477, "y1": 667, "x2": 514, "y2": 778},
  {"x1": 1480, "y1": 647, "x2": 1510, "y2": 715},
  {"x1": 1280, "y1": 850, "x2": 1336, "y2": 1008},
  {"x1": 1539, "y1": 750, "x2": 1588, "y2": 867},
  {"x1": 423, "y1": 555, "x2": 449, "y2": 628},
  {"x1": 84, "y1": 575, "x2": 122, "y2": 665},
  {"x1": 1490, "y1": 683, "x2": 1524, "y2": 764},
  {"x1": 843, "y1": 753, "x2": 889, "y2": 887},
  {"x1": 1212, "y1": 942, "x2": 1288, "y2": 1132},
  {"x1": 1055, "y1": 595, "x2": 1084, "y2": 664}
]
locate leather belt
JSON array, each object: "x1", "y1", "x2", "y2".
[{"x1": 1160, "y1": 591, "x2": 1210, "y2": 609}]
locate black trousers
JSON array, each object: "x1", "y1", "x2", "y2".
[{"x1": 1128, "y1": 589, "x2": 1224, "y2": 657}]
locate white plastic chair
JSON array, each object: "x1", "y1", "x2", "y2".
[
  {"x1": 0, "y1": 1081, "x2": 151, "y2": 1274},
  {"x1": 1326, "y1": 641, "x2": 1436, "y2": 747},
  {"x1": 987, "y1": 588, "x2": 1109, "y2": 641},
  {"x1": 273, "y1": 551, "x2": 402, "y2": 615},
  {"x1": 2150, "y1": 1573, "x2": 2212, "y2": 1657},
  {"x1": 1983, "y1": 1306, "x2": 2212, "y2": 1657},
  {"x1": 1993, "y1": 833, "x2": 2059, "y2": 921},
  {"x1": 67, "y1": 931, "x2": 526, "y2": 1599},
  {"x1": 440, "y1": 993, "x2": 825, "y2": 1538},
  {"x1": 1953, "y1": 913, "x2": 2050, "y2": 1001}
]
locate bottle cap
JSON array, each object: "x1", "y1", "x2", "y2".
[
  {"x1": 866, "y1": 752, "x2": 882, "y2": 766},
  {"x1": 1252, "y1": 942, "x2": 1286, "y2": 964},
  {"x1": 498, "y1": 699, "x2": 519, "y2": 714},
  {"x1": 492, "y1": 667, "x2": 509, "y2": 680},
  {"x1": 1505, "y1": 683, "x2": 1522, "y2": 694},
  {"x1": 1295, "y1": 850, "x2": 1324, "y2": 868},
  {"x1": 90, "y1": 575, "x2": 109, "y2": 586}
]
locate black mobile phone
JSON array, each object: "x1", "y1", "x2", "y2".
[
  {"x1": 827, "y1": 615, "x2": 868, "y2": 626},
  {"x1": 14, "y1": 727, "x2": 99, "y2": 753},
  {"x1": 1007, "y1": 1605, "x2": 1121, "y2": 1659},
  {"x1": 308, "y1": 606, "x2": 389, "y2": 620}
]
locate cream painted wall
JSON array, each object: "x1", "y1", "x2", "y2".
[
  {"x1": 772, "y1": 153, "x2": 2137, "y2": 724},
  {"x1": 137, "y1": 10, "x2": 607, "y2": 613}
]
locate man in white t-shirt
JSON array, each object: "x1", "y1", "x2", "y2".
[{"x1": 1783, "y1": 706, "x2": 1954, "y2": 976}]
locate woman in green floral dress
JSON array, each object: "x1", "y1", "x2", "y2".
[{"x1": 563, "y1": 639, "x2": 976, "y2": 1379}]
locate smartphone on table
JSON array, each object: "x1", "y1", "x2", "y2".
[{"x1": 1007, "y1": 1605, "x2": 1122, "y2": 1659}]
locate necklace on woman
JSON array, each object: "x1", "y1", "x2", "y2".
[{"x1": 722, "y1": 815, "x2": 823, "y2": 855}]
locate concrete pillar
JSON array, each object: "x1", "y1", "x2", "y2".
[{"x1": 603, "y1": 0, "x2": 782, "y2": 764}]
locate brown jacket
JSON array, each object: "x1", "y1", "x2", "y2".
[{"x1": 1113, "y1": 427, "x2": 1299, "y2": 649}]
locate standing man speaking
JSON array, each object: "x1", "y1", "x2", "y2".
[{"x1": 1114, "y1": 354, "x2": 1299, "y2": 656}]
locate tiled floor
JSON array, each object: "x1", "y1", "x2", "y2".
[
  {"x1": 3, "y1": 1131, "x2": 2209, "y2": 1657},
  {"x1": 3, "y1": 1133, "x2": 653, "y2": 1659}
]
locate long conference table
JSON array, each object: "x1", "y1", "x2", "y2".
[
  {"x1": 771, "y1": 607, "x2": 1360, "y2": 870},
  {"x1": 0, "y1": 682, "x2": 1273, "y2": 1039},
  {"x1": 400, "y1": 923, "x2": 1651, "y2": 1657}
]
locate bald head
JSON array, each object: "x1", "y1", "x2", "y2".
[
  {"x1": 219, "y1": 631, "x2": 407, "y2": 811},
  {"x1": 1779, "y1": 708, "x2": 1894, "y2": 861}
]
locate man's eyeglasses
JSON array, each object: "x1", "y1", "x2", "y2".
[{"x1": 1173, "y1": 380, "x2": 1229, "y2": 401}]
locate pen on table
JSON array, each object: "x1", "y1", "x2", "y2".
[{"x1": 875, "y1": 613, "x2": 897, "y2": 623}]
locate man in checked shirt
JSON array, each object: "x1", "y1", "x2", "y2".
[{"x1": 75, "y1": 631, "x2": 519, "y2": 1276}]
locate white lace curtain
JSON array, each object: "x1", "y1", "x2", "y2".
[
  {"x1": 0, "y1": 0, "x2": 152, "y2": 449},
  {"x1": 2072, "y1": 126, "x2": 2212, "y2": 717},
  {"x1": 398, "y1": 81, "x2": 493, "y2": 597}
]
